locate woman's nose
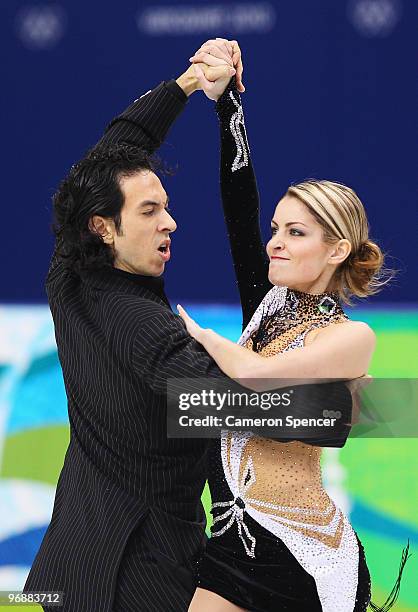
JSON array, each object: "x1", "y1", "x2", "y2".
[
  {"x1": 266, "y1": 237, "x2": 285, "y2": 257},
  {"x1": 272, "y1": 238, "x2": 285, "y2": 250}
]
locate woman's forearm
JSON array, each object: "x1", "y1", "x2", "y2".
[
  {"x1": 216, "y1": 79, "x2": 271, "y2": 329},
  {"x1": 198, "y1": 328, "x2": 261, "y2": 379},
  {"x1": 197, "y1": 329, "x2": 308, "y2": 391},
  {"x1": 198, "y1": 322, "x2": 374, "y2": 389}
]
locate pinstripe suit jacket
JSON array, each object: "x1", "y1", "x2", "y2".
[{"x1": 24, "y1": 81, "x2": 224, "y2": 612}]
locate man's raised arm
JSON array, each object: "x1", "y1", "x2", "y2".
[{"x1": 94, "y1": 62, "x2": 235, "y2": 154}]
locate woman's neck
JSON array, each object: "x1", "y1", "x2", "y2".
[{"x1": 286, "y1": 282, "x2": 335, "y2": 296}]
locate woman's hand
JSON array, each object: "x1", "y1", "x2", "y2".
[
  {"x1": 190, "y1": 38, "x2": 245, "y2": 93},
  {"x1": 188, "y1": 38, "x2": 245, "y2": 101},
  {"x1": 176, "y1": 62, "x2": 235, "y2": 98},
  {"x1": 177, "y1": 304, "x2": 206, "y2": 343},
  {"x1": 193, "y1": 63, "x2": 235, "y2": 101}
]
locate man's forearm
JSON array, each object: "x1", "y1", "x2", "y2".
[{"x1": 94, "y1": 67, "x2": 200, "y2": 154}]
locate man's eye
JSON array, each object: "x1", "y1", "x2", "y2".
[{"x1": 143, "y1": 210, "x2": 154, "y2": 216}]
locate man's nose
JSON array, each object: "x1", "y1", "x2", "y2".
[{"x1": 159, "y1": 210, "x2": 177, "y2": 233}]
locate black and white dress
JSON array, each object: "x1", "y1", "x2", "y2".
[{"x1": 195, "y1": 80, "x2": 374, "y2": 612}]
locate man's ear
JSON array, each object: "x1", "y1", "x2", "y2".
[
  {"x1": 328, "y1": 239, "x2": 351, "y2": 266},
  {"x1": 88, "y1": 216, "x2": 114, "y2": 244}
]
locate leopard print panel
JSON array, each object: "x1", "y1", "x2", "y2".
[{"x1": 246, "y1": 288, "x2": 349, "y2": 356}]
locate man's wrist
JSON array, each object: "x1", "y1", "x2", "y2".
[{"x1": 176, "y1": 69, "x2": 200, "y2": 97}]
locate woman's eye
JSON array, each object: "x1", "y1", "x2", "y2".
[{"x1": 270, "y1": 227, "x2": 304, "y2": 236}]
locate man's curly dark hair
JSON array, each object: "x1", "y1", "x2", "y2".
[{"x1": 52, "y1": 143, "x2": 160, "y2": 274}]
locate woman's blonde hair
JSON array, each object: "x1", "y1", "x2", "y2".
[{"x1": 286, "y1": 179, "x2": 392, "y2": 303}]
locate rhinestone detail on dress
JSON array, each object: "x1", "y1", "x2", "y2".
[
  {"x1": 229, "y1": 91, "x2": 249, "y2": 173},
  {"x1": 211, "y1": 455, "x2": 257, "y2": 557}
]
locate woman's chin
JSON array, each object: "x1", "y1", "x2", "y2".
[
  {"x1": 268, "y1": 270, "x2": 286, "y2": 286},
  {"x1": 268, "y1": 274, "x2": 286, "y2": 287}
]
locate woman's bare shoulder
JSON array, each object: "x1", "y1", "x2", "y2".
[{"x1": 314, "y1": 319, "x2": 376, "y2": 347}]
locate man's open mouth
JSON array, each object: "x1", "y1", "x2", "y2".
[{"x1": 157, "y1": 240, "x2": 171, "y2": 262}]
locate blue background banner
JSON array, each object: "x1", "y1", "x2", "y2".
[{"x1": 2, "y1": 0, "x2": 417, "y2": 303}]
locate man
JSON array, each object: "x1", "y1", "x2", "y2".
[{"x1": 24, "y1": 40, "x2": 351, "y2": 611}]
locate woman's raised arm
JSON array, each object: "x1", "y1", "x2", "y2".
[{"x1": 215, "y1": 78, "x2": 271, "y2": 329}]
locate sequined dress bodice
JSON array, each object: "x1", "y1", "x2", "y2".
[{"x1": 222, "y1": 286, "x2": 348, "y2": 512}]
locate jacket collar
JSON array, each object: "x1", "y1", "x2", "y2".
[{"x1": 80, "y1": 266, "x2": 171, "y2": 309}]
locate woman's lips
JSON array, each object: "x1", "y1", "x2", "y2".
[{"x1": 270, "y1": 256, "x2": 290, "y2": 261}]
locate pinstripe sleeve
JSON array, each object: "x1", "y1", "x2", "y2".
[
  {"x1": 131, "y1": 310, "x2": 223, "y2": 395},
  {"x1": 49, "y1": 80, "x2": 188, "y2": 282},
  {"x1": 95, "y1": 80, "x2": 188, "y2": 152}
]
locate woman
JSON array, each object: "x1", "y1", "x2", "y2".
[{"x1": 178, "y1": 46, "x2": 409, "y2": 612}]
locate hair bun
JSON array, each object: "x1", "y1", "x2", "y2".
[
  {"x1": 351, "y1": 240, "x2": 382, "y2": 270},
  {"x1": 345, "y1": 239, "x2": 395, "y2": 299}
]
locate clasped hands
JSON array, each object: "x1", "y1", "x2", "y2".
[{"x1": 188, "y1": 37, "x2": 244, "y2": 101}]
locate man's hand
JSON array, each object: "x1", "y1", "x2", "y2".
[
  {"x1": 176, "y1": 38, "x2": 244, "y2": 102},
  {"x1": 189, "y1": 38, "x2": 245, "y2": 93},
  {"x1": 192, "y1": 63, "x2": 234, "y2": 102},
  {"x1": 176, "y1": 62, "x2": 235, "y2": 98},
  {"x1": 345, "y1": 374, "x2": 373, "y2": 424}
]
